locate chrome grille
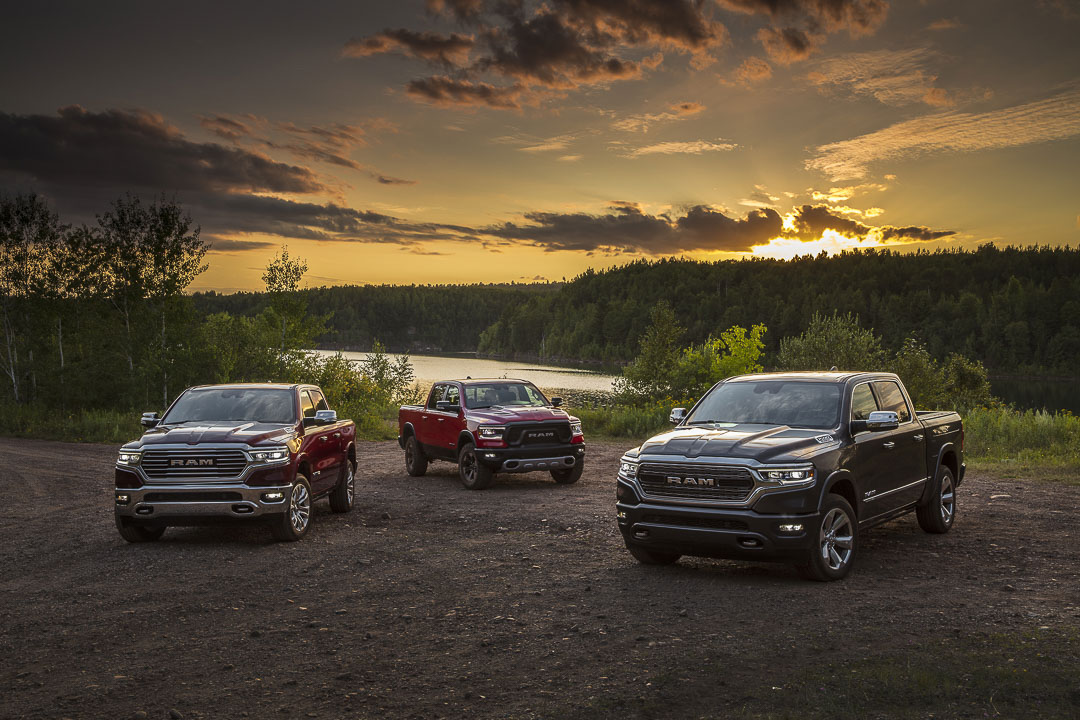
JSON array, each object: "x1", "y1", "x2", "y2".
[
  {"x1": 637, "y1": 463, "x2": 754, "y2": 503},
  {"x1": 141, "y1": 449, "x2": 248, "y2": 480}
]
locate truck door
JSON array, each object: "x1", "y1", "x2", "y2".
[
  {"x1": 309, "y1": 388, "x2": 342, "y2": 478},
  {"x1": 300, "y1": 389, "x2": 335, "y2": 495},
  {"x1": 433, "y1": 383, "x2": 464, "y2": 457},
  {"x1": 420, "y1": 384, "x2": 448, "y2": 459},
  {"x1": 870, "y1": 380, "x2": 928, "y2": 509},
  {"x1": 850, "y1": 381, "x2": 892, "y2": 518}
]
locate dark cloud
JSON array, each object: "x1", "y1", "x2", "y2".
[
  {"x1": 342, "y1": 29, "x2": 475, "y2": 65},
  {"x1": 482, "y1": 203, "x2": 781, "y2": 253},
  {"x1": 425, "y1": 0, "x2": 487, "y2": 21},
  {"x1": 0, "y1": 106, "x2": 325, "y2": 194},
  {"x1": 406, "y1": 76, "x2": 525, "y2": 109},
  {"x1": 717, "y1": 0, "x2": 889, "y2": 36},
  {"x1": 789, "y1": 204, "x2": 954, "y2": 243},
  {"x1": 880, "y1": 225, "x2": 955, "y2": 242},
  {"x1": 553, "y1": 0, "x2": 727, "y2": 52},
  {"x1": 757, "y1": 26, "x2": 816, "y2": 65},
  {"x1": 199, "y1": 114, "x2": 260, "y2": 142},
  {"x1": 205, "y1": 235, "x2": 278, "y2": 252}
]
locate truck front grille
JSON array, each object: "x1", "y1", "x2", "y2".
[
  {"x1": 506, "y1": 422, "x2": 572, "y2": 446},
  {"x1": 141, "y1": 449, "x2": 248, "y2": 481},
  {"x1": 637, "y1": 463, "x2": 754, "y2": 503}
]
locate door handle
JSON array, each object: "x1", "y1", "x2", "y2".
[
  {"x1": 333, "y1": 432, "x2": 341, "y2": 439},
  {"x1": 320, "y1": 436, "x2": 328, "y2": 442},
  {"x1": 437, "y1": 418, "x2": 444, "y2": 423},
  {"x1": 421, "y1": 414, "x2": 428, "y2": 420},
  {"x1": 883, "y1": 441, "x2": 895, "y2": 449},
  {"x1": 913, "y1": 434, "x2": 924, "y2": 442}
]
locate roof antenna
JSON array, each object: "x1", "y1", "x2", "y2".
[
  {"x1": 829, "y1": 366, "x2": 838, "y2": 371},
  {"x1": 466, "y1": 376, "x2": 472, "y2": 379}
]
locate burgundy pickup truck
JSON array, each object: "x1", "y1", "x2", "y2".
[
  {"x1": 399, "y1": 378, "x2": 586, "y2": 489},
  {"x1": 114, "y1": 383, "x2": 356, "y2": 542}
]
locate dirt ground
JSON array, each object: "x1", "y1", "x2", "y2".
[{"x1": 1, "y1": 436, "x2": 1078, "y2": 720}]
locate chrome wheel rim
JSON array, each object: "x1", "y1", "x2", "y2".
[
  {"x1": 461, "y1": 450, "x2": 477, "y2": 483},
  {"x1": 940, "y1": 473, "x2": 955, "y2": 524},
  {"x1": 820, "y1": 508, "x2": 853, "y2": 571},
  {"x1": 346, "y1": 465, "x2": 355, "y2": 505},
  {"x1": 290, "y1": 482, "x2": 311, "y2": 533}
]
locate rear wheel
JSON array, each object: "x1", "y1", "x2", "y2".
[
  {"x1": 626, "y1": 544, "x2": 681, "y2": 566},
  {"x1": 458, "y1": 443, "x2": 494, "y2": 490},
  {"x1": 551, "y1": 461, "x2": 583, "y2": 484},
  {"x1": 797, "y1": 494, "x2": 857, "y2": 581},
  {"x1": 115, "y1": 516, "x2": 166, "y2": 543},
  {"x1": 404, "y1": 435, "x2": 428, "y2": 477},
  {"x1": 271, "y1": 475, "x2": 313, "y2": 541},
  {"x1": 329, "y1": 460, "x2": 355, "y2": 513},
  {"x1": 917, "y1": 466, "x2": 956, "y2": 534}
]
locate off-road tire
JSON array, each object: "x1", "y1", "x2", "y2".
[
  {"x1": 271, "y1": 475, "x2": 313, "y2": 542},
  {"x1": 626, "y1": 544, "x2": 681, "y2": 565},
  {"x1": 329, "y1": 460, "x2": 355, "y2": 513},
  {"x1": 551, "y1": 462, "x2": 584, "y2": 484},
  {"x1": 797, "y1": 494, "x2": 858, "y2": 582},
  {"x1": 458, "y1": 443, "x2": 494, "y2": 490},
  {"x1": 115, "y1": 516, "x2": 166, "y2": 543},
  {"x1": 404, "y1": 435, "x2": 428, "y2": 477},
  {"x1": 917, "y1": 466, "x2": 956, "y2": 534}
]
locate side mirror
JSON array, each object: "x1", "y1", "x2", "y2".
[
  {"x1": 669, "y1": 407, "x2": 687, "y2": 425},
  {"x1": 141, "y1": 412, "x2": 160, "y2": 429},
  {"x1": 852, "y1": 410, "x2": 899, "y2": 434},
  {"x1": 550, "y1": 397, "x2": 563, "y2": 408},
  {"x1": 314, "y1": 409, "x2": 337, "y2": 426},
  {"x1": 436, "y1": 401, "x2": 461, "y2": 413}
]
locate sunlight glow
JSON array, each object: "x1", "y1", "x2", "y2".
[{"x1": 750, "y1": 229, "x2": 884, "y2": 260}]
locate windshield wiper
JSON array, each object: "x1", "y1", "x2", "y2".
[{"x1": 686, "y1": 420, "x2": 721, "y2": 425}]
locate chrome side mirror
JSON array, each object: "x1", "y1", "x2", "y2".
[
  {"x1": 141, "y1": 412, "x2": 160, "y2": 428},
  {"x1": 314, "y1": 409, "x2": 338, "y2": 426},
  {"x1": 866, "y1": 410, "x2": 899, "y2": 432},
  {"x1": 669, "y1": 407, "x2": 687, "y2": 425}
]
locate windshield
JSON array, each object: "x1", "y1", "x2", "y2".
[
  {"x1": 464, "y1": 382, "x2": 548, "y2": 409},
  {"x1": 162, "y1": 388, "x2": 296, "y2": 425},
  {"x1": 685, "y1": 380, "x2": 841, "y2": 429}
]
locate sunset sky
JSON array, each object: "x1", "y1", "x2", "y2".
[{"x1": 2, "y1": 0, "x2": 1078, "y2": 291}]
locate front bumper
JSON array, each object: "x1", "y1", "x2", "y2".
[
  {"x1": 475, "y1": 443, "x2": 586, "y2": 473},
  {"x1": 114, "y1": 482, "x2": 291, "y2": 525},
  {"x1": 617, "y1": 488, "x2": 819, "y2": 562}
]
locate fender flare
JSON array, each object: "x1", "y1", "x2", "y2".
[
  {"x1": 457, "y1": 430, "x2": 476, "y2": 453},
  {"x1": 399, "y1": 422, "x2": 417, "y2": 449},
  {"x1": 918, "y1": 441, "x2": 958, "y2": 505},
  {"x1": 817, "y1": 468, "x2": 860, "y2": 516}
]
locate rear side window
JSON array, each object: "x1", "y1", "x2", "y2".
[
  {"x1": 851, "y1": 383, "x2": 879, "y2": 421},
  {"x1": 872, "y1": 381, "x2": 912, "y2": 423},
  {"x1": 427, "y1": 384, "x2": 446, "y2": 410}
]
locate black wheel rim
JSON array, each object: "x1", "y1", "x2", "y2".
[
  {"x1": 462, "y1": 449, "x2": 477, "y2": 483},
  {"x1": 406, "y1": 441, "x2": 415, "y2": 468}
]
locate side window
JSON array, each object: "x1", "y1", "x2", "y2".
[
  {"x1": 300, "y1": 390, "x2": 316, "y2": 418},
  {"x1": 872, "y1": 381, "x2": 912, "y2": 423},
  {"x1": 524, "y1": 384, "x2": 545, "y2": 404},
  {"x1": 850, "y1": 383, "x2": 878, "y2": 422},
  {"x1": 309, "y1": 389, "x2": 329, "y2": 413},
  {"x1": 444, "y1": 385, "x2": 460, "y2": 406},
  {"x1": 427, "y1": 384, "x2": 445, "y2": 410}
]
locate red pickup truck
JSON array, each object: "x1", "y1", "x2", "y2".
[{"x1": 399, "y1": 378, "x2": 586, "y2": 489}]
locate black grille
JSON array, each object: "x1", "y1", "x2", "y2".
[
  {"x1": 141, "y1": 449, "x2": 248, "y2": 480},
  {"x1": 143, "y1": 491, "x2": 244, "y2": 502},
  {"x1": 506, "y1": 422, "x2": 572, "y2": 446},
  {"x1": 640, "y1": 514, "x2": 749, "y2": 531},
  {"x1": 637, "y1": 463, "x2": 754, "y2": 503}
]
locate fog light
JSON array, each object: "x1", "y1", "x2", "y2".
[
  {"x1": 115, "y1": 494, "x2": 130, "y2": 505},
  {"x1": 778, "y1": 523, "x2": 804, "y2": 533},
  {"x1": 261, "y1": 491, "x2": 285, "y2": 502},
  {"x1": 617, "y1": 511, "x2": 627, "y2": 519},
  {"x1": 484, "y1": 453, "x2": 496, "y2": 459}
]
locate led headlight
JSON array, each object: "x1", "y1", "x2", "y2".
[
  {"x1": 760, "y1": 468, "x2": 814, "y2": 485},
  {"x1": 478, "y1": 425, "x2": 506, "y2": 439},
  {"x1": 251, "y1": 447, "x2": 290, "y2": 464},
  {"x1": 117, "y1": 451, "x2": 141, "y2": 466},
  {"x1": 619, "y1": 461, "x2": 639, "y2": 478},
  {"x1": 570, "y1": 421, "x2": 583, "y2": 437}
]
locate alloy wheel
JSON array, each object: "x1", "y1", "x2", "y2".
[
  {"x1": 819, "y1": 507, "x2": 853, "y2": 571},
  {"x1": 290, "y1": 482, "x2": 311, "y2": 533},
  {"x1": 940, "y1": 472, "x2": 955, "y2": 524}
]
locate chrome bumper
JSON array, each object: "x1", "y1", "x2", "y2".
[{"x1": 114, "y1": 482, "x2": 291, "y2": 519}]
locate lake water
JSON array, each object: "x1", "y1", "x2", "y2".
[{"x1": 989, "y1": 377, "x2": 1080, "y2": 414}]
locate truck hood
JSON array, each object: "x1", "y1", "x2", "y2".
[
  {"x1": 636, "y1": 424, "x2": 839, "y2": 464},
  {"x1": 468, "y1": 406, "x2": 577, "y2": 424},
  {"x1": 129, "y1": 422, "x2": 297, "y2": 449}
]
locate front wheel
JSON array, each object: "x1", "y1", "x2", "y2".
[
  {"x1": 329, "y1": 460, "x2": 355, "y2": 513},
  {"x1": 917, "y1": 466, "x2": 956, "y2": 534},
  {"x1": 551, "y1": 461, "x2": 583, "y2": 484},
  {"x1": 797, "y1": 494, "x2": 857, "y2": 581},
  {"x1": 115, "y1": 516, "x2": 166, "y2": 543},
  {"x1": 271, "y1": 475, "x2": 313, "y2": 541},
  {"x1": 458, "y1": 443, "x2": 494, "y2": 490}
]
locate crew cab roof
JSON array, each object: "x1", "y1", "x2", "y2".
[
  {"x1": 725, "y1": 371, "x2": 900, "y2": 383},
  {"x1": 449, "y1": 378, "x2": 533, "y2": 385},
  {"x1": 184, "y1": 383, "x2": 312, "y2": 391}
]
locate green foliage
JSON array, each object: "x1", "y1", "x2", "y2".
[
  {"x1": 965, "y1": 406, "x2": 1080, "y2": 468},
  {"x1": 613, "y1": 301, "x2": 684, "y2": 401},
  {"x1": 777, "y1": 311, "x2": 886, "y2": 371},
  {"x1": 669, "y1": 324, "x2": 767, "y2": 402}
]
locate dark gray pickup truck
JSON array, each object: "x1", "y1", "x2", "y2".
[{"x1": 616, "y1": 372, "x2": 964, "y2": 581}]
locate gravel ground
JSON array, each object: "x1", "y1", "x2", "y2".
[{"x1": 1, "y1": 436, "x2": 1078, "y2": 719}]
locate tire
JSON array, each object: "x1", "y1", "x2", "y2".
[
  {"x1": 797, "y1": 494, "x2": 858, "y2": 581},
  {"x1": 270, "y1": 475, "x2": 313, "y2": 541},
  {"x1": 404, "y1": 435, "x2": 428, "y2": 477},
  {"x1": 551, "y1": 461, "x2": 584, "y2": 484},
  {"x1": 626, "y1": 544, "x2": 681, "y2": 566},
  {"x1": 917, "y1": 466, "x2": 956, "y2": 534},
  {"x1": 115, "y1": 516, "x2": 166, "y2": 543},
  {"x1": 329, "y1": 459, "x2": 355, "y2": 514},
  {"x1": 458, "y1": 442, "x2": 494, "y2": 490}
]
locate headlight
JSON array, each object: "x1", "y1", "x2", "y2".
[
  {"x1": 117, "y1": 451, "x2": 141, "y2": 466},
  {"x1": 570, "y1": 421, "x2": 583, "y2": 437},
  {"x1": 478, "y1": 425, "x2": 506, "y2": 439},
  {"x1": 251, "y1": 447, "x2": 290, "y2": 464},
  {"x1": 619, "y1": 461, "x2": 639, "y2": 478},
  {"x1": 760, "y1": 468, "x2": 814, "y2": 485}
]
